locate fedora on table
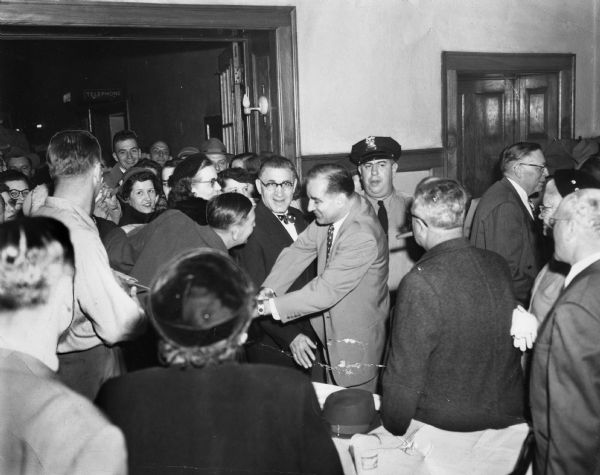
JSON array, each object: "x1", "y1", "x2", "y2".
[{"x1": 322, "y1": 388, "x2": 380, "y2": 438}]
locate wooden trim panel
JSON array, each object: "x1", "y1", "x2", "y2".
[
  {"x1": 0, "y1": 1, "x2": 293, "y2": 29},
  {"x1": 300, "y1": 148, "x2": 444, "y2": 176}
]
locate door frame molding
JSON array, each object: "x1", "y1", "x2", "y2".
[
  {"x1": 442, "y1": 52, "x2": 575, "y2": 180},
  {"x1": 0, "y1": 0, "x2": 301, "y2": 162}
]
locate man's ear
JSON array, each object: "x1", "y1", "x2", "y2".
[
  {"x1": 255, "y1": 178, "x2": 263, "y2": 197},
  {"x1": 391, "y1": 162, "x2": 398, "y2": 173},
  {"x1": 112, "y1": 152, "x2": 118, "y2": 163},
  {"x1": 230, "y1": 224, "x2": 241, "y2": 243}
]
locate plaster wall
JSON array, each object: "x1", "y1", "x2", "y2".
[{"x1": 95, "y1": 0, "x2": 599, "y2": 192}]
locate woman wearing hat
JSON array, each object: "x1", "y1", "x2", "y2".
[
  {"x1": 117, "y1": 167, "x2": 161, "y2": 227},
  {"x1": 96, "y1": 249, "x2": 342, "y2": 475},
  {"x1": 530, "y1": 168, "x2": 600, "y2": 322},
  {"x1": 167, "y1": 153, "x2": 221, "y2": 225}
]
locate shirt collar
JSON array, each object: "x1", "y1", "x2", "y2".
[
  {"x1": 564, "y1": 251, "x2": 600, "y2": 288},
  {"x1": 506, "y1": 177, "x2": 534, "y2": 218},
  {"x1": 43, "y1": 196, "x2": 96, "y2": 226}
]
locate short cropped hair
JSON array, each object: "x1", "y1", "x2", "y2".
[
  {"x1": 46, "y1": 130, "x2": 102, "y2": 178},
  {"x1": 0, "y1": 217, "x2": 74, "y2": 310},
  {"x1": 206, "y1": 193, "x2": 253, "y2": 231},
  {"x1": 500, "y1": 142, "x2": 542, "y2": 174},
  {"x1": 257, "y1": 155, "x2": 297, "y2": 181},
  {"x1": 305, "y1": 163, "x2": 354, "y2": 197},
  {"x1": 112, "y1": 129, "x2": 138, "y2": 152},
  {"x1": 413, "y1": 177, "x2": 469, "y2": 229}
]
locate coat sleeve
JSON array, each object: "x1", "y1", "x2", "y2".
[
  {"x1": 544, "y1": 301, "x2": 600, "y2": 474},
  {"x1": 63, "y1": 228, "x2": 144, "y2": 350},
  {"x1": 262, "y1": 222, "x2": 319, "y2": 296},
  {"x1": 381, "y1": 271, "x2": 440, "y2": 435},
  {"x1": 235, "y1": 232, "x2": 268, "y2": 290},
  {"x1": 270, "y1": 228, "x2": 377, "y2": 322}
]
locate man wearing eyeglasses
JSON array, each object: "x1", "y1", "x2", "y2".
[
  {"x1": 103, "y1": 129, "x2": 141, "y2": 189},
  {"x1": 235, "y1": 156, "x2": 324, "y2": 379},
  {"x1": 530, "y1": 188, "x2": 600, "y2": 474},
  {"x1": 470, "y1": 142, "x2": 548, "y2": 305},
  {"x1": 0, "y1": 169, "x2": 30, "y2": 220},
  {"x1": 381, "y1": 178, "x2": 526, "y2": 470}
]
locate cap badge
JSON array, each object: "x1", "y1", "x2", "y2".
[{"x1": 365, "y1": 136, "x2": 376, "y2": 151}]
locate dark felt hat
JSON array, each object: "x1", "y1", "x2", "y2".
[
  {"x1": 552, "y1": 169, "x2": 600, "y2": 197},
  {"x1": 349, "y1": 136, "x2": 402, "y2": 165},
  {"x1": 149, "y1": 248, "x2": 255, "y2": 349},
  {"x1": 200, "y1": 138, "x2": 233, "y2": 158},
  {"x1": 322, "y1": 389, "x2": 380, "y2": 438}
]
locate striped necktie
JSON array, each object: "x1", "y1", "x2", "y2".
[{"x1": 326, "y1": 224, "x2": 334, "y2": 261}]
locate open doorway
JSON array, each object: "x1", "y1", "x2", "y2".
[{"x1": 0, "y1": 2, "x2": 300, "y2": 167}]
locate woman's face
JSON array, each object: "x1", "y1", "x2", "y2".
[
  {"x1": 128, "y1": 180, "x2": 158, "y2": 214},
  {"x1": 190, "y1": 165, "x2": 221, "y2": 200}
]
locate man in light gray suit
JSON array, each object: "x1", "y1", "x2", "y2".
[{"x1": 259, "y1": 163, "x2": 389, "y2": 392}]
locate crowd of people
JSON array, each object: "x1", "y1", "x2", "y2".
[{"x1": 1, "y1": 126, "x2": 600, "y2": 474}]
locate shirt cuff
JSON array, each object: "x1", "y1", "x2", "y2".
[{"x1": 268, "y1": 298, "x2": 281, "y2": 321}]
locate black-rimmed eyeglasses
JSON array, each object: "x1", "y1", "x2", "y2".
[
  {"x1": 8, "y1": 189, "x2": 30, "y2": 200},
  {"x1": 258, "y1": 179, "x2": 294, "y2": 191}
]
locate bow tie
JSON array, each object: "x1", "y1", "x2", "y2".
[{"x1": 275, "y1": 213, "x2": 296, "y2": 225}]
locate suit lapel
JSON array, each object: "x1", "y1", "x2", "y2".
[{"x1": 256, "y1": 201, "x2": 294, "y2": 247}]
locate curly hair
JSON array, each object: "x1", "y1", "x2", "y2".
[{"x1": 0, "y1": 217, "x2": 74, "y2": 310}]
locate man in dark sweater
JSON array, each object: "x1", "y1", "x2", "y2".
[{"x1": 382, "y1": 178, "x2": 525, "y2": 435}]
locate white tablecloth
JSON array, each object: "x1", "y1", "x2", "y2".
[{"x1": 312, "y1": 383, "x2": 530, "y2": 475}]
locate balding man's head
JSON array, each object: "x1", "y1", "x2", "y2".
[{"x1": 553, "y1": 188, "x2": 600, "y2": 264}]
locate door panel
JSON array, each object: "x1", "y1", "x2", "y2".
[
  {"x1": 518, "y1": 74, "x2": 559, "y2": 150},
  {"x1": 458, "y1": 78, "x2": 512, "y2": 197}
]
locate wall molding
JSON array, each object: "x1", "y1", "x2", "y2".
[{"x1": 301, "y1": 147, "x2": 444, "y2": 175}]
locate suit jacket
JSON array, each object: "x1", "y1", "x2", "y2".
[
  {"x1": 96, "y1": 363, "x2": 343, "y2": 475},
  {"x1": 234, "y1": 201, "x2": 319, "y2": 367},
  {"x1": 470, "y1": 177, "x2": 544, "y2": 305},
  {"x1": 0, "y1": 348, "x2": 126, "y2": 475},
  {"x1": 263, "y1": 193, "x2": 389, "y2": 390},
  {"x1": 105, "y1": 209, "x2": 227, "y2": 287},
  {"x1": 103, "y1": 163, "x2": 124, "y2": 189},
  {"x1": 530, "y1": 259, "x2": 600, "y2": 475},
  {"x1": 382, "y1": 238, "x2": 524, "y2": 435}
]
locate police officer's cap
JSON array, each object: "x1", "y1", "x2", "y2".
[{"x1": 349, "y1": 136, "x2": 402, "y2": 165}]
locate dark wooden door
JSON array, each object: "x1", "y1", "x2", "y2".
[
  {"x1": 458, "y1": 72, "x2": 559, "y2": 197},
  {"x1": 458, "y1": 77, "x2": 513, "y2": 198}
]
